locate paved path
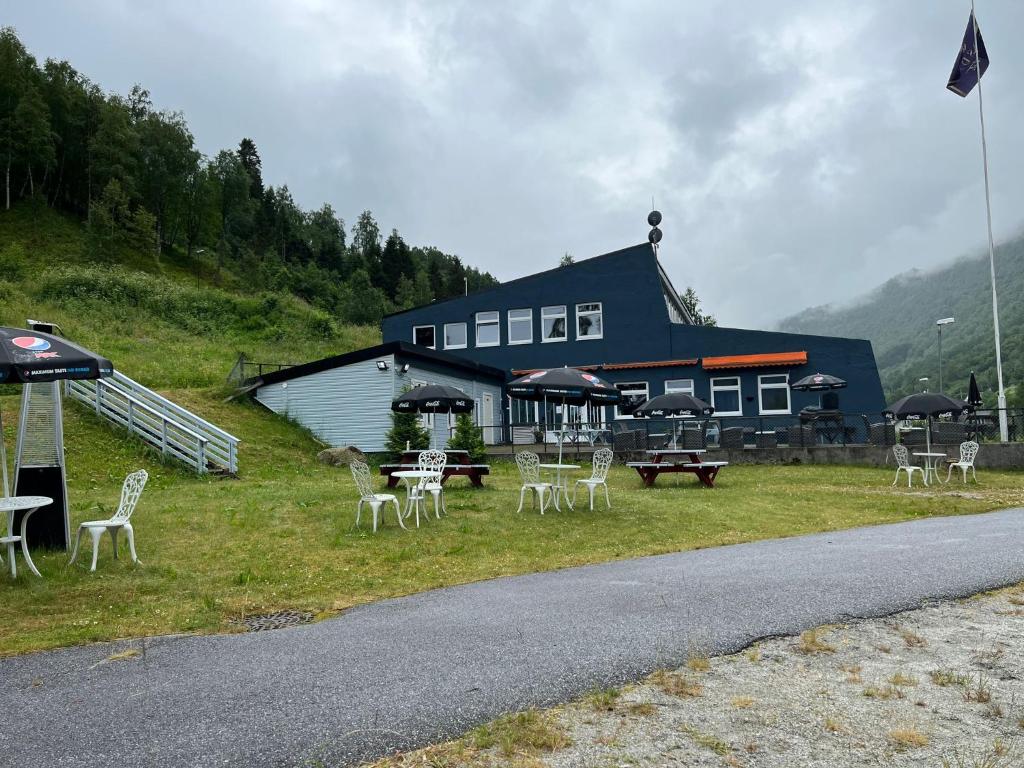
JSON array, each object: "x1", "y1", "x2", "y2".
[{"x1": 3, "y1": 508, "x2": 1024, "y2": 767}]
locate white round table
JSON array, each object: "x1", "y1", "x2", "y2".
[
  {"x1": 912, "y1": 452, "x2": 948, "y2": 485},
  {"x1": 391, "y1": 470, "x2": 435, "y2": 520},
  {"x1": 0, "y1": 495, "x2": 51, "y2": 578},
  {"x1": 539, "y1": 464, "x2": 580, "y2": 511}
]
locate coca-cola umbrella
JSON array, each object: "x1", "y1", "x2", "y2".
[
  {"x1": 883, "y1": 391, "x2": 973, "y2": 455},
  {"x1": 391, "y1": 383, "x2": 474, "y2": 449},
  {"x1": 967, "y1": 371, "x2": 983, "y2": 407},
  {"x1": 791, "y1": 372, "x2": 847, "y2": 409},
  {"x1": 0, "y1": 326, "x2": 114, "y2": 497},
  {"x1": 506, "y1": 367, "x2": 620, "y2": 467},
  {"x1": 633, "y1": 392, "x2": 714, "y2": 449}
]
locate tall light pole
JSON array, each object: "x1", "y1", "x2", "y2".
[
  {"x1": 936, "y1": 317, "x2": 954, "y2": 393},
  {"x1": 919, "y1": 377, "x2": 929, "y2": 393}
]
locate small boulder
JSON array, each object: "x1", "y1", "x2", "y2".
[{"x1": 317, "y1": 445, "x2": 366, "y2": 467}]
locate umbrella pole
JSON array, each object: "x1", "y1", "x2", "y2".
[{"x1": 0, "y1": 409, "x2": 8, "y2": 497}]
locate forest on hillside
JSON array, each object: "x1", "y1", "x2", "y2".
[
  {"x1": 779, "y1": 233, "x2": 1024, "y2": 406},
  {"x1": 0, "y1": 27, "x2": 498, "y2": 326}
]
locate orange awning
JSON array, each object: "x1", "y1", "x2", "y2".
[{"x1": 702, "y1": 351, "x2": 807, "y2": 370}]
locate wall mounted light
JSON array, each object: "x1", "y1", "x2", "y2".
[
  {"x1": 400, "y1": 363, "x2": 410, "y2": 373},
  {"x1": 376, "y1": 360, "x2": 389, "y2": 371}
]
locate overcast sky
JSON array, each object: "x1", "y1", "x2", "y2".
[{"x1": 9, "y1": 1, "x2": 1024, "y2": 328}]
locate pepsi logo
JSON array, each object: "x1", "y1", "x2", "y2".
[{"x1": 12, "y1": 336, "x2": 50, "y2": 352}]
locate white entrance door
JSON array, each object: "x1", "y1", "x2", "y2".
[{"x1": 481, "y1": 392, "x2": 496, "y2": 445}]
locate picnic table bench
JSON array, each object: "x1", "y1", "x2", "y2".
[
  {"x1": 626, "y1": 449, "x2": 728, "y2": 488},
  {"x1": 381, "y1": 450, "x2": 490, "y2": 488}
]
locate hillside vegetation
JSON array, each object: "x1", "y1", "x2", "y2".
[{"x1": 779, "y1": 233, "x2": 1024, "y2": 404}]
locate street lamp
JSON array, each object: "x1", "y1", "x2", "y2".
[
  {"x1": 919, "y1": 377, "x2": 929, "y2": 393},
  {"x1": 936, "y1": 317, "x2": 954, "y2": 393}
]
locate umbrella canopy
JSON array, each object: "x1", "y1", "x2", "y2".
[
  {"x1": 506, "y1": 368, "x2": 620, "y2": 405},
  {"x1": 967, "y1": 371, "x2": 983, "y2": 407},
  {"x1": 391, "y1": 383, "x2": 474, "y2": 414},
  {"x1": 883, "y1": 392, "x2": 972, "y2": 421},
  {"x1": 0, "y1": 327, "x2": 113, "y2": 384},
  {"x1": 790, "y1": 373, "x2": 847, "y2": 392},
  {"x1": 633, "y1": 392, "x2": 714, "y2": 418}
]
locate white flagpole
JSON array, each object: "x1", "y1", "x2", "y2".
[{"x1": 971, "y1": 0, "x2": 1009, "y2": 441}]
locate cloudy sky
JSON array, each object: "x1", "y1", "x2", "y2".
[{"x1": 9, "y1": 1, "x2": 1024, "y2": 327}]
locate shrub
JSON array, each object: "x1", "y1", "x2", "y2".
[
  {"x1": 385, "y1": 403, "x2": 430, "y2": 460},
  {"x1": 447, "y1": 412, "x2": 486, "y2": 462}
]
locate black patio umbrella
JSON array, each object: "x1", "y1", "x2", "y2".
[
  {"x1": 391, "y1": 383, "x2": 474, "y2": 449},
  {"x1": 634, "y1": 392, "x2": 714, "y2": 418},
  {"x1": 790, "y1": 373, "x2": 847, "y2": 391},
  {"x1": 967, "y1": 371, "x2": 983, "y2": 407},
  {"x1": 883, "y1": 392, "x2": 973, "y2": 454},
  {"x1": 0, "y1": 326, "x2": 114, "y2": 496},
  {"x1": 506, "y1": 367, "x2": 620, "y2": 465}
]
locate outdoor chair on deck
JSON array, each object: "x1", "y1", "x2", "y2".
[
  {"x1": 349, "y1": 460, "x2": 403, "y2": 533},
  {"x1": 572, "y1": 448, "x2": 613, "y2": 511},
  {"x1": 69, "y1": 469, "x2": 148, "y2": 571},
  {"x1": 515, "y1": 451, "x2": 552, "y2": 514},
  {"x1": 945, "y1": 440, "x2": 979, "y2": 484},
  {"x1": 891, "y1": 444, "x2": 926, "y2": 488}
]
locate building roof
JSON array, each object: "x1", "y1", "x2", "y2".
[
  {"x1": 702, "y1": 351, "x2": 808, "y2": 370},
  {"x1": 511, "y1": 358, "x2": 698, "y2": 376},
  {"x1": 253, "y1": 341, "x2": 507, "y2": 388}
]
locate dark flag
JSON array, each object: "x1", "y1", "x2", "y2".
[{"x1": 947, "y1": 11, "x2": 989, "y2": 97}]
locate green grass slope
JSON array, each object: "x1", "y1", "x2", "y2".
[{"x1": 778, "y1": 234, "x2": 1024, "y2": 403}]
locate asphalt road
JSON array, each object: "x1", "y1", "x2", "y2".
[{"x1": 3, "y1": 508, "x2": 1023, "y2": 768}]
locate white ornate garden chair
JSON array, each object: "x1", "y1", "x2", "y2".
[
  {"x1": 409, "y1": 449, "x2": 447, "y2": 525},
  {"x1": 350, "y1": 460, "x2": 404, "y2": 533},
  {"x1": 945, "y1": 440, "x2": 979, "y2": 484},
  {"x1": 891, "y1": 444, "x2": 926, "y2": 487},
  {"x1": 572, "y1": 448, "x2": 613, "y2": 510},
  {"x1": 69, "y1": 469, "x2": 148, "y2": 571},
  {"x1": 515, "y1": 451, "x2": 552, "y2": 514}
]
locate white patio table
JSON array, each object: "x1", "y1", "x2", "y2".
[
  {"x1": 913, "y1": 452, "x2": 948, "y2": 485},
  {"x1": 391, "y1": 470, "x2": 433, "y2": 519},
  {"x1": 0, "y1": 495, "x2": 51, "y2": 578},
  {"x1": 539, "y1": 463, "x2": 580, "y2": 511}
]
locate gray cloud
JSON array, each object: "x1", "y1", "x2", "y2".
[{"x1": 9, "y1": 1, "x2": 1024, "y2": 328}]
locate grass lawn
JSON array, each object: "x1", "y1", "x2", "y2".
[{"x1": 1, "y1": 390, "x2": 1023, "y2": 656}]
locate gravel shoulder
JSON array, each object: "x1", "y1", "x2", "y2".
[{"x1": 371, "y1": 585, "x2": 1024, "y2": 767}]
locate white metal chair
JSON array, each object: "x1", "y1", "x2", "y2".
[
  {"x1": 572, "y1": 448, "x2": 613, "y2": 510},
  {"x1": 945, "y1": 440, "x2": 979, "y2": 484},
  {"x1": 515, "y1": 451, "x2": 552, "y2": 514},
  {"x1": 350, "y1": 460, "x2": 404, "y2": 533},
  {"x1": 69, "y1": 469, "x2": 148, "y2": 571},
  {"x1": 409, "y1": 449, "x2": 447, "y2": 525},
  {"x1": 891, "y1": 444, "x2": 926, "y2": 487}
]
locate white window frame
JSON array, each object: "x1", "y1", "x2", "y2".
[
  {"x1": 757, "y1": 374, "x2": 791, "y2": 415},
  {"x1": 443, "y1": 322, "x2": 467, "y2": 350},
  {"x1": 475, "y1": 311, "x2": 500, "y2": 348},
  {"x1": 710, "y1": 376, "x2": 743, "y2": 417},
  {"x1": 411, "y1": 379, "x2": 433, "y2": 428},
  {"x1": 664, "y1": 379, "x2": 695, "y2": 395},
  {"x1": 575, "y1": 302, "x2": 603, "y2": 340},
  {"x1": 412, "y1": 325, "x2": 435, "y2": 350},
  {"x1": 541, "y1": 305, "x2": 567, "y2": 343},
  {"x1": 614, "y1": 381, "x2": 649, "y2": 420},
  {"x1": 507, "y1": 308, "x2": 533, "y2": 345}
]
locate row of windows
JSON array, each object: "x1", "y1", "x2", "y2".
[
  {"x1": 413, "y1": 303, "x2": 603, "y2": 351},
  {"x1": 615, "y1": 374, "x2": 792, "y2": 419}
]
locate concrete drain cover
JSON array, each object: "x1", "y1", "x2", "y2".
[{"x1": 234, "y1": 610, "x2": 315, "y2": 632}]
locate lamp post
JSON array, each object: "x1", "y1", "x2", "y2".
[
  {"x1": 919, "y1": 377, "x2": 929, "y2": 393},
  {"x1": 936, "y1": 317, "x2": 954, "y2": 393}
]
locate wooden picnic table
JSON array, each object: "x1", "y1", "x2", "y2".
[
  {"x1": 626, "y1": 449, "x2": 728, "y2": 488},
  {"x1": 382, "y1": 449, "x2": 489, "y2": 488}
]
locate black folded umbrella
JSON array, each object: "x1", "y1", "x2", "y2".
[
  {"x1": 967, "y1": 371, "x2": 983, "y2": 407},
  {"x1": 633, "y1": 392, "x2": 714, "y2": 418}
]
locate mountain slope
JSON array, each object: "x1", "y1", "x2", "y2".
[{"x1": 778, "y1": 234, "x2": 1024, "y2": 404}]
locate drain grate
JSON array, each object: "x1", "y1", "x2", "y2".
[{"x1": 234, "y1": 610, "x2": 315, "y2": 632}]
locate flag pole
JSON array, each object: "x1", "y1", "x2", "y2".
[{"x1": 971, "y1": 0, "x2": 1008, "y2": 441}]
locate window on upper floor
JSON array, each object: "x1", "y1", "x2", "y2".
[
  {"x1": 444, "y1": 322, "x2": 467, "y2": 350},
  {"x1": 758, "y1": 374, "x2": 791, "y2": 415},
  {"x1": 576, "y1": 302, "x2": 603, "y2": 340},
  {"x1": 507, "y1": 308, "x2": 533, "y2": 345},
  {"x1": 476, "y1": 311, "x2": 499, "y2": 347},
  {"x1": 665, "y1": 379, "x2": 695, "y2": 396},
  {"x1": 413, "y1": 325, "x2": 435, "y2": 349},
  {"x1": 541, "y1": 305, "x2": 567, "y2": 343},
  {"x1": 711, "y1": 376, "x2": 742, "y2": 416},
  {"x1": 614, "y1": 381, "x2": 649, "y2": 419}
]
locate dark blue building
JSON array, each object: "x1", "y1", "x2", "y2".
[{"x1": 382, "y1": 243, "x2": 885, "y2": 438}]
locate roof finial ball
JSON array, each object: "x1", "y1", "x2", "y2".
[{"x1": 647, "y1": 210, "x2": 663, "y2": 252}]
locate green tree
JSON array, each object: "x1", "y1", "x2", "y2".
[
  {"x1": 380, "y1": 228, "x2": 415, "y2": 299},
  {"x1": 385, "y1": 401, "x2": 430, "y2": 460},
  {"x1": 560, "y1": 252, "x2": 574, "y2": 266},
  {"x1": 447, "y1": 412, "x2": 486, "y2": 462},
  {"x1": 343, "y1": 268, "x2": 389, "y2": 325},
  {"x1": 679, "y1": 287, "x2": 717, "y2": 326},
  {"x1": 237, "y1": 137, "x2": 263, "y2": 199}
]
